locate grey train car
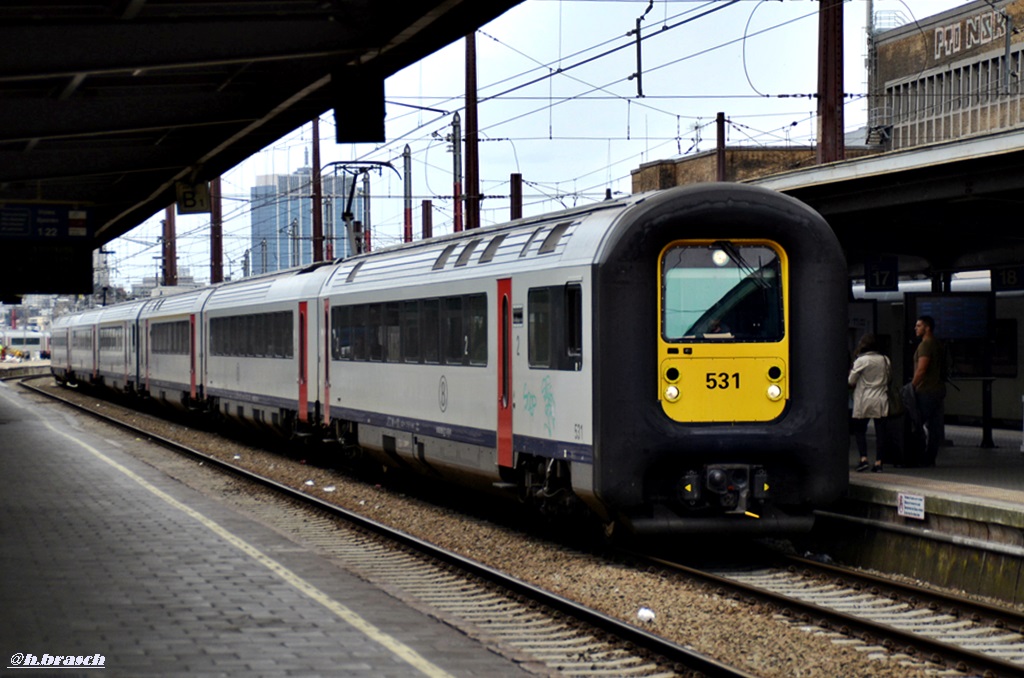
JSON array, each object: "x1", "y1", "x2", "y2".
[{"x1": 53, "y1": 184, "x2": 848, "y2": 536}]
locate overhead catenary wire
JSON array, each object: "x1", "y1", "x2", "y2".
[{"x1": 110, "y1": 0, "x2": 888, "y2": 288}]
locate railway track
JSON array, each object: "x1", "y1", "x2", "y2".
[
  {"x1": 30, "y1": 374, "x2": 1024, "y2": 676},
  {"x1": 648, "y1": 550, "x2": 1024, "y2": 677},
  {"x1": 20, "y1": 376, "x2": 754, "y2": 678}
]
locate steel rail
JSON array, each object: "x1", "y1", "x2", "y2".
[
  {"x1": 644, "y1": 552, "x2": 1024, "y2": 677},
  {"x1": 782, "y1": 552, "x2": 1024, "y2": 634}
]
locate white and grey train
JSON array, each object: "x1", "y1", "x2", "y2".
[{"x1": 52, "y1": 184, "x2": 850, "y2": 535}]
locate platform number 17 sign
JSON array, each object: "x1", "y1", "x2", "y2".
[{"x1": 864, "y1": 255, "x2": 899, "y2": 292}]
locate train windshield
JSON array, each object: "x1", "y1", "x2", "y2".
[{"x1": 661, "y1": 242, "x2": 784, "y2": 342}]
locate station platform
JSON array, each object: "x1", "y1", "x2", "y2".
[
  {"x1": 820, "y1": 422, "x2": 1024, "y2": 603},
  {"x1": 0, "y1": 378, "x2": 531, "y2": 677}
]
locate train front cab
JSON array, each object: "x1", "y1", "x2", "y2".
[{"x1": 593, "y1": 184, "x2": 849, "y2": 536}]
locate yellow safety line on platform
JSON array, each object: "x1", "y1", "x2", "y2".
[{"x1": 4, "y1": 388, "x2": 455, "y2": 678}]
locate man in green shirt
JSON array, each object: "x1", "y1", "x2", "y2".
[{"x1": 912, "y1": 315, "x2": 945, "y2": 465}]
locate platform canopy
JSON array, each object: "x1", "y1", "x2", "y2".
[
  {"x1": 752, "y1": 128, "x2": 1024, "y2": 286},
  {"x1": 0, "y1": 0, "x2": 523, "y2": 298}
]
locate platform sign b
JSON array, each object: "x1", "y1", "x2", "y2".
[{"x1": 176, "y1": 182, "x2": 211, "y2": 214}]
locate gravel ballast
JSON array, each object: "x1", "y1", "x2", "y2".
[{"x1": 37, "y1": 381, "x2": 938, "y2": 677}]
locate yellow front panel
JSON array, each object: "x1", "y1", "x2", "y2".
[
  {"x1": 660, "y1": 353, "x2": 787, "y2": 423},
  {"x1": 658, "y1": 239, "x2": 789, "y2": 423}
]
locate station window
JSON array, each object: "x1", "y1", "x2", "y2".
[
  {"x1": 528, "y1": 283, "x2": 583, "y2": 371},
  {"x1": 661, "y1": 242, "x2": 784, "y2": 343}
]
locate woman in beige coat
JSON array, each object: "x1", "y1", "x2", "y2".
[{"x1": 848, "y1": 334, "x2": 890, "y2": 472}]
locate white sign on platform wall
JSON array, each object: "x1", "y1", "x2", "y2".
[{"x1": 897, "y1": 493, "x2": 926, "y2": 520}]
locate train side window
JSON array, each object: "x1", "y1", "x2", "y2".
[
  {"x1": 278, "y1": 311, "x2": 295, "y2": 358},
  {"x1": 242, "y1": 315, "x2": 255, "y2": 356},
  {"x1": 351, "y1": 305, "x2": 367, "y2": 361},
  {"x1": 402, "y1": 301, "x2": 421, "y2": 363},
  {"x1": 367, "y1": 304, "x2": 384, "y2": 361},
  {"x1": 466, "y1": 294, "x2": 488, "y2": 366},
  {"x1": 565, "y1": 284, "x2": 583, "y2": 369},
  {"x1": 330, "y1": 305, "x2": 351, "y2": 360},
  {"x1": 528, "y1": 284, "x2": 583, "y2": 371},
  {"x1": 384, "y1": 303, "x2": 401, "y2": 362},
  {"x1": 422, "y1": 299, "x2": 440, "y2": 364},
  {"x1": 528, "y1": 288, "x2": 552, "y2": 367},
  {"x1": 208, "y1": 311, "x2": 293, "y2": 359},
  {"x1": 268, "y1": 313, "x2": 279, "y2": 358},
  {"x1": 151, "y1": 320, "x2": 190, "y2": 355},
  {"x1": 442, "y1": 297, "x2": 464, "y2": 365}
]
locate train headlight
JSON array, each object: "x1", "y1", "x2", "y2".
[
  {"x1": 766, "y1": 384, "x2": 782, "y2": 401},
  {"x1": 664, "y1": 385, "x2": 681, "y2": 402}
]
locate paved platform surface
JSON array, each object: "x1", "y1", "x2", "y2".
[
  {"x1": 843, "y1": 420, "x2": 1024, "y2": 556},
  {"x1": 848, "y1": 422, "x2": 1024, "y2": 503},
  {"x1": 0, "y1": 380, "x2": 531, "y2": 678}
]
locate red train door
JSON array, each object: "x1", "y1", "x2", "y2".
[
  {"x1": 323, "y1": 299, "x2": 331, "y2": 426},
  {"x1": 91, "y1": 325, "x2": 97, "y2": 380},
  {"x1": 298, "y1": 301, "x2": 308, "y2": 423},
  {"x1": 189, "y1": 313, "x2": 197, "y2": 400},
  {"x1": 144, "y1": 319, "x2": 150, "y2": 393},
  {"x1": 497, "y1": 279, "x2": 513, "y2": 469}
]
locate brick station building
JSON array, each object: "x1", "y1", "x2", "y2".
[
  {"x1": 871, "y1": 0, "x2": 1024, "y2": 150},
  {"x1": 633, "y1": 1, "x2": 1024, "y2": 193}
]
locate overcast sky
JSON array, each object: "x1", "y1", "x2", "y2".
[{"x1": 106, "y1": 0, "x2": 968, "y2": 289}]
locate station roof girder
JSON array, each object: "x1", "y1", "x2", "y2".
[{"x1": 0, "y1": 0, "x2": 523, "y2": 298}]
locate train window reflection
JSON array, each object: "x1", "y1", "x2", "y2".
[
  {"x1": 662, "y1": 243, "x2": 783, "y2": 342},
  {"x1": 528, "y1": 284, "x2": 583, "y2": 370},
  {"x1": 329, "y1": 293, "x2": 487, "y2": 367}
]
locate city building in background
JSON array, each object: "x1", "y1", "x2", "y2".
[
  {"x1": 249, "y1": 163, "x2": 362, "y2": 276},
  {"x1": 869, "y1": 0, "x2": 1024, "y2": 149},
  {"x1": 130, "y1": 268, "x2": 201, "y2": 299}
]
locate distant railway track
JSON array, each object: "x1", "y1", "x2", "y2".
[
  {"x1": 20, "y1": 376, "x2": 756, "y2": 678},
  {"x1": 647, "y1": 550, "x2": 1024, "y2": 677}
]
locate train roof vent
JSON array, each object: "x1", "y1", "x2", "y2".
[
  {"x1": 345, "y1": 260, "x2": 366, "y2": 282},
  {"x1": 455, "y1": 238, "x2": 482, "y2": 267},
  {"x1": 433, "y1": 243, "x2": 459, "y2": 270},
  {"x1": 519, "y1": 226, "x2": 546, "y2": 258},
  {"x1": 538, "y1": 221, "x2": 572, "y2": 254},
  {"x1": 478, "y1": 234, "x2": 507, "y2": 263}
]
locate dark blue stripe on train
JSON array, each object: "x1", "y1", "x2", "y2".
[{"x1": 331, "y1": 405, "x2": 593, "y2": 464}]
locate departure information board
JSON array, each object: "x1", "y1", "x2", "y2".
[{"x1": 0, "y1": 205, "x2": 89, "y2": 240}]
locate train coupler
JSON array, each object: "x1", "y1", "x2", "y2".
[{"x1": 675, "y1": 464, "x2": 769, "y2": 515}]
